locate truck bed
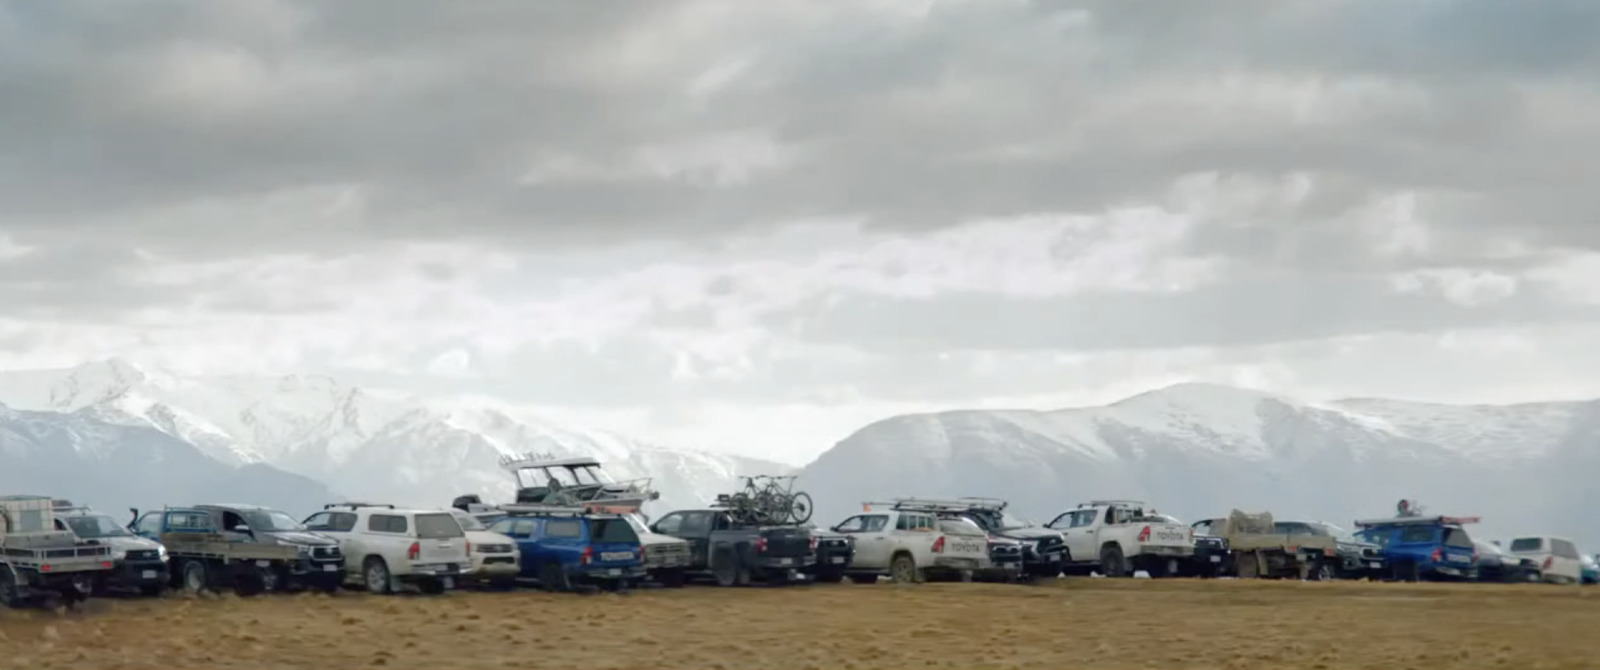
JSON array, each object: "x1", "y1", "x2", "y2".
[{"x1": 159, "y1": 533, "x2": 301, "y2": 562}]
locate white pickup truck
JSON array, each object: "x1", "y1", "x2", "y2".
[
  {"x1": 1044, "y1": 500, "x2": 1193, "y2": 577},
  {"x1": 827, "y1": 506, "x2": 991, "y2": 583}
]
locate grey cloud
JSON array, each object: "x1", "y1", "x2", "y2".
[
  {"x1": 781, "y1": 275, "x2": 1599, "y2": 355},
  {"x1": 0, "y1": 242, "x2": 190, "y2": 319},
  {"x1": 3, "y1": 0, "x2": 1598, "y2": 263}
]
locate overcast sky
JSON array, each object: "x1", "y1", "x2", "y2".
[{"x1": 3, "y1": 0, "x2": 1600, "y2": 464}]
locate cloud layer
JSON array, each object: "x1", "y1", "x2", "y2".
[{"x1": 3, "y1": 0, "x2": 1600, "y2": 462}]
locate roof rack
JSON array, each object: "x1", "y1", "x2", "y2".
[
  {"x1": 497, "y1": 503, "x2": 597, "y2": 518},
  {"x1": 887, "y1": 497, "x2": 1009, "y2": 513},
  {"x1": 1077, "y1": 500, "x2": 1146, "y2": 508},
  {"x1": 323, "y1": 502, "x2": 395, "y2": 510},
  {"x1": 1353, "y1": 515, "x2": 1481, "y2": 528}
]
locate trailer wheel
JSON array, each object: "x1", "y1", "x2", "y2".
[
  {"x1": 0, "y1": 565, "x2": 20, "y2": 608},
  {"x1": 180, "y1": 560, "x2": 209, "y2": 593}
]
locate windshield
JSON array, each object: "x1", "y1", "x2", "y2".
[
  {"x1": 1319, "y1": 523, "x2": 1356, "y2": 541},
  {"x1": 65, "y1": 515, "x2": 131, "y2": 538},
  {"x1": 246, "y1": 510, "x2": 306, "y2": 532},
  {"x1": 450, "y1": 511, "x2": 486, "y2": 532}
]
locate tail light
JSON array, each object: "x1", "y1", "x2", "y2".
[
  {"x1": 407, "y1": 542, "x2": 420, "y2": 560},
  {"x1": 932, "y1": 537, "x2": 946, "y2": 553},
  {"x1": 1137, "y1": 526, "x2": 1151, "y2": 542},
  {"x1": 100, "y1": 561, "x2": 112, "y2": 569},
  {"x1": 1544, "y1": 556, "x2": 1554, "y2": 570},
  {"x1": 1430, "y1": 548, "x2": 1442, "y2": 563},
  {"x1": 809, "y1": 535, "x2": 818, "y2": 551},
  {"x1": 581, "y1": 546, "x2": 594, "y2": 565},
  {"x1": 755, "y1": 537, "x2": 768, "y2": 553}
]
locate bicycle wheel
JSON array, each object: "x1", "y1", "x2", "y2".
[{"x1": 787, "y1": 491, "x2": 814, "y2": 525}]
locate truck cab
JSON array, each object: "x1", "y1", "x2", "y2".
[
  {"x1": 52, "y1": 502, "x2": 168, "y2": 596},
  {"x1": 1046, "y1": 500, "x2": 1193, "y2": 577},
  {"x1": 488, "y1": 505, "x2": 646, "y2": 592},
  {"x1": 1353, "y1": 515, "x2": 1479, "y2": 581}
]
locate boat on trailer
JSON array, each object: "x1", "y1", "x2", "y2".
[{"x1": 452, "y1": 452, "x2": 660, "y2": 519}]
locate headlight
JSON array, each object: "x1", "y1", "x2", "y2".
[
  {"x1": 296, "y1": 544, "x2": 312, "y2": 555},
  {"x1": 158, "y1": 545, "x2": 169, "y2": 561},
  {"x1": 111, "y1": 548, "x2": 128, "y2": 561}
]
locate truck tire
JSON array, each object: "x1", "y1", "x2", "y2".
[
  {"x1": 363, "y1": 557, "x2": 393, "y2": 595},
  {"x1": 712, "y1": 549, "x2": 741, "y2": 587},
  {"x1": 1311, "y1": 561, "x2": 1335, "y2": 581},
  {"x1": 1099, "y1": 545, "x2": 1127, "y2": 577},
  {"x1": 540, "y1": 562, "x2": 571, "y2": 592},
  {"x1": 0, "y1": 565, "x2": 20, "y2": 608},
  {"x1": 889, "y1": 553, "x2": 920, "y2": 584},
  {"x1": 180, "y1": 560, "x2": 209, "y2": 593},
  {"x1": 1235, "y1": 551, "x2": 1259, "y2": 579}
]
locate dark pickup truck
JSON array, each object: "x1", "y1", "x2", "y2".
[{"x1": 648, "y1": 509, "x2": 817, "y2": 586}]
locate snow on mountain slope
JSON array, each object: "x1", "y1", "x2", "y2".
[
  {"x1": 801, "y1": 382, "x2": 1600, "y2": 547},
  {"x1": 0, "y1": 359, "x2": 792, "y2": 516}
]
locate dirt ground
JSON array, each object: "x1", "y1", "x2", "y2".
[{"x1": 1, "y1": 578, "x2": 1597, "y2": 670}]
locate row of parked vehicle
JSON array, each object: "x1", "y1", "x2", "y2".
[{"x1": 3, "y1": 469, "x2": 1594, "y2": 609}]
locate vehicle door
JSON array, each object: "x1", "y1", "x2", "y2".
[
  {"x1": 893, "y1": 512, "x2": 940, "y2": 565},
  {"x1": 1047, "y1": 509, "x2": 1098, "y2": 563},
  {"x1": 413, "y1": 512, "x2": 469, "y2": 566},
  {"x1": 1551, "y1": 538, "x2": 1582, "y2": 581},
  {"x1": 302, "y1": 511, "x2": 360, "y2": 571},
  {"x1": 538, "y1": 518, "x2": 587, "y2": 569},
  {"x1": 212, "y1": 509, "x2": 256, "y2": 543},
  {"x1": 488, "y1": 517, "x2": 542, "y2": 577},
  {"x1": 936, "y1": 518, "x2": 990, "y2": 568},
  {"x1": 831, "y1": 514, "x2": 891, "y2": 569},
  {"x1": 130, "y1": 512, "x2": 168, "y2": 541}
]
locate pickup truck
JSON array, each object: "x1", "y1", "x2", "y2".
[
  {"x1": 53, "y1": 502, "x2": 169, "y2": 596},
  {"x1": 487, "y1": 505, "x2": 647, "y2": 592},
  {"x1": 1274, "y1": 519, "x2": 1384, "y2": 579},
  {"x1": 802, "y1": 524, "x2": 856, "y2": 583},
  {"x1": 1354, "y1": 514, "x2": 1480, "y2": 581},
  {"x1": 0, "y1": 495, "x2": 115, "y2": 609},
  {"x1": 129, "y1": 506, "x2": 305, "y2": 595},
  {"x1": 621, "y1": 512, "x2": 693, "y2": 587},
  {"x1": 1193, "y1": 510, "x2": 1340, "y2": 579},
  {"x1": 647, "y1": 508, "x2": 816, "y2": 586},
  {"x1": 824, "y1": 506, "x2": 994, "y2": 583},
  {"x1": 890, "y1": 498, "x2": 1066, "y2": 580},
  {"x1": 1045, "y1": 500, "x2": 1193, "y2": 577}
]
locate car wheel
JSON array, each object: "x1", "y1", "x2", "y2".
[
  {"x1": 712, "y1": 550, "x2": 740, "y2": 587},
  {"x1": 1312, "y1": 561, "x2": 1335, "y2": 581},
  {"x1": 889, "y1": 553, "x2": 919, "y2": 584},
  {"x1": 364, "y1": 557, "x2": 393, "y2": 595},
  {"x1": 1099, "y1": 545, "x2": 1127, "y2": 577},
  {"x1": 0, "y1": 566, "x2": 20, "y2": 608},
  {"x1": 181, "y1": 560, "x2": 209, "y2": 593}
]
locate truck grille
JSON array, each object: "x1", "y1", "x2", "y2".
[
  {"x1": 475, "y1": 544, "x2": 514, "y2": 555},
  {"x1": 312, "y1": 546, "x2": 341, "y2": 560},
  {"x1": 124, "y1": 549, "x2": 161, "y2": 561}
]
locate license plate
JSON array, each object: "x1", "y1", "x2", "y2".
[
  {"x1": 141, "y1": 570, "x2": 158, "y2": 579},
  {"x1": 779, "y1": 558, "x2": 794, "y2": 566},
  {"x1": 1369, "y1": 562, "x2": 1381, "y2": 568},
  {"x1": 1209, "y1": 555, "x2": 1221, "y2": 563},
  {"x1": 442, "y1": 577, "x2": 454, "y2": 589},
  {"x1": 607, "y1": 568, "x2": 621, "y2": 576},
  {"x1": 322, "y1": 564, "x2": 338, "y2": 572},
  {"x1": 600, "y1": 552, "x2": 632, "y2": 561},
  {"x1": 831, "y1": 557, "x2": 846, "y2": 564},
  {"x1": 255, "y1": 560, "x2": 270, "y2": 567}
]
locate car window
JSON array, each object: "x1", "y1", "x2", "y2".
[
  {"x1": 303, "y1": 512, "x2": 359, "y2": 532},
  {"x1": 168, "y1": 511, "x2": 212, "y2": 531},
  {"x1": 543, "y1": 519, "x2": 583, "y2": 539},
  {"x1": 938, "y1": 518, "x2": 986, "y2": 537},
  {"x1": 1399, "y1": 526, "x2": 1434, "y2": 543},
  {"x1": 834, "y1": 515, "x2": 888, "y2": 533},
  {"x1": 1552, "y1": 539, "x2": 1580, "y2": 559},
  {"x1": 415, "y1": 513, "x2": 465, "y2": 539},
  {"x1": 450, "y1": 511, "x2": 487, "y2": 532},
  {"x1": 653, "y1": 513, "x2": 684, "y2": 535},
  {"x1": 136, "y1": 514, "x2": 164, "y2": 535},
  {"x1": 1508, "y1": 537, "x2": 1543, "y2": 553},
  {"x1": 1192, "y1": 520, "x2": 1215, "y2": 535},
  {"x1": 65, "y1": 514, "x2": 131, "y2": 538},
  {"x1": 1045, "y1": 513, "x2": 1071, "y2": 530},
  {"x1": 1442, "y1": 528, "x2": 1473, "y2": 548},
  {"x1": 367, "y1": 514, "x2": 408, "y2": 534},
  {"x1": 1356, "y1": 528, "x2": 1391, "y2": 546},
  {"x1": 590, "y1": 518, "x2": 638, "y2": 543}
]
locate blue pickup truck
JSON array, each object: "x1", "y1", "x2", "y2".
[
  {"x1": 1353, "y1": 514, "x2": 1479, "y2": 581},
  {"x1": 487, "y1": 506, "x2": 646, "y2": 592}
]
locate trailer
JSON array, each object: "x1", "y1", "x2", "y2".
[{"x1": 0, "y1": 495, "x2": 116, "y2": 608}]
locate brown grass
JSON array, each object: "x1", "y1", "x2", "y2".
[{"x1": 1, "y1": 579, "x2": 1597, "y2": 669}]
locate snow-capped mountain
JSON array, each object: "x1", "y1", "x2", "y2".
[
  {"x1": 800, "y1": 382, "x2": 1600, "y2": 547},
  {"x1": 0, "y1": 359, "x2": 793, "y2": 517}
]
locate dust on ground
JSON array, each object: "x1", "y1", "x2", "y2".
[{"x1": 1, "y1": 579, "x2": 1596, "y2": 669}]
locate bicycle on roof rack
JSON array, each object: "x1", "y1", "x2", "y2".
[{"x1": 717, "y1": 475, "x2": 813, "y2": 526}]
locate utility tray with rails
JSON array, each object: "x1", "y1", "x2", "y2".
[
  {"x1": 129, "y1": 507, "x2": 302, "y2": 595},
  {"x1": 1202, "y1": 509, "x2": 1339, "y2": 580},
  {"x1": 0, "y1": 495, "x2": 115, "y2": 608}
]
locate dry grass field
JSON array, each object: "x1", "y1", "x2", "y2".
[{"x1": 1, "y1": 578, "x2": 1597, "y2": 670}]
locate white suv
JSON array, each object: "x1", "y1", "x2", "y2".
[
  {"x1": 302, "y1": 503, "x2": 471, "y2": 594},
  {"x1": 447, "y1": 509, "x2": 520, "y2": 588}
]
